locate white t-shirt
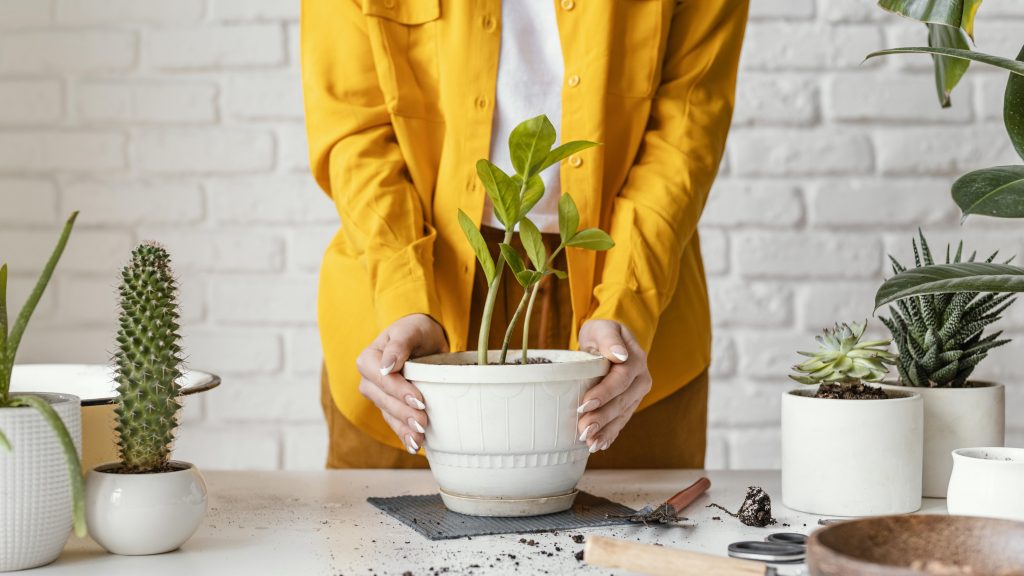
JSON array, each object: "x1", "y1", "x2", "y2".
[{"x1": 482, "y1": 1, "x2": 564, "y2": 233}]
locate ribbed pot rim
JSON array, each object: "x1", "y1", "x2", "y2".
[
  {"x1": 404, "y1": 350, "x2": 609, "y2": 384},
  {"x1": 0, "y1": 391, "x2": 81, "y2": 410}
]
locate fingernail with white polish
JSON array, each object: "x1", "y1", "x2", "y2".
[
  {"x1": 610, "y1": 346, "x2": 629, "y2": 362},
  {"x1": 589, "y1": 441, "x2": 601, "y2": 454},
  {"x1": 577, "y1": 399, "x2": 599, "y2": 414},
  {"x1": 409, "y1": 418, "x2": 426, "y2": 434},
  {"x1": 405, "y1": 395, "x2": 426, "y2": 410},
  {"x1": 600, "y1": 441, "x2": 610, "y2": 451},
  {"x1": 379, "y1": 360, "x2": 396, "y2": 376},
  {"x1": 578, "y1": 424, "x2": 596, "y2": 442},
  {"x1": 405, "y1": 434, "x2": 419, "y2": 453}
]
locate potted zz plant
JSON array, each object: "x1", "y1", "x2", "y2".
[
  {"x1": 781, "y1": 321, "x2": 923, "y2": 516},
  {"x1": 0, "y1": 212, "x2": 86, "y2": 572},
  {"x1": 85, "y1": 243, "x2": 207, "y2": 555},
  {"x1": 879, "y1": 233, "x2": 1014, "y2": 498},
  {"x1": 402, "y1": 115, "x2": 614, "y2": 517}
]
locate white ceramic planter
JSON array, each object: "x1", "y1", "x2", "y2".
[
  {"x1": 0, "y1": 392, "x2": 81, "y2": 572},
  {"x1": 947, "y1": 447, "x2": 1024, "y2": 521},
  {"x1": 880, "y1": 381, "x2": 1004, "y2": 498},
  {"x1": 781, "y1": 388, "x2": 923, "y2": 517},
  {"x1": 403, "y1": 350, "x2": 609, "y2": 516},
  {"x1": 85, "y1": 460, "x2": 207, "y2": 555}
]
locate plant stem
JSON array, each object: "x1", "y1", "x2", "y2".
[
  {"x1": 521, "y1": 283, "x2": 541, "y2": 364},
  {"x1": 500, "y1": 290, "x2": 531, "y2": 364},
  {"x1": 477, "y1": 229, "x2": 515, "y2": 366}
]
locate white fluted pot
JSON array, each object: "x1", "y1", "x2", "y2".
[
  {"x1": 86, "y1": 460, "x2": 207, "y2": 555},
  {"x1": 404, "y1": 350, "x2": 609, "y2": 516},
  {"x1": 0, "y1": 392, "x2": 82, "y2": 572},
  {"x1": 880, "y1": 381, "x2": 1004, "y2": 498}
]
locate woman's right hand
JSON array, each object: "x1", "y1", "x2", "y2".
[{"x1": 355, "y1": 314, "x2": 448, "y2": 454}]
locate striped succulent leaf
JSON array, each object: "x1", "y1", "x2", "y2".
[{"x1": 882, "y1": 231, "x2": 1015, "y2": 388}]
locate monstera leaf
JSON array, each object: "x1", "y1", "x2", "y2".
[{"x1": 875, "y1": 262, "x2": 1024, "y2": 308}]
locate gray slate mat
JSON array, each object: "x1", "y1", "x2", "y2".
[{"x1": 368, "y1": 492, "x2": 637, "y2": 540}]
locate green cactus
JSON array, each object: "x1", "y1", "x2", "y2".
[{"x1": 113, "y1": 242, "x2": 184, "y2": 473}]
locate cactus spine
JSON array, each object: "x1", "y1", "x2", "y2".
[{"x1": 113, "y1": 242, "x2": 184, "y2": 473}]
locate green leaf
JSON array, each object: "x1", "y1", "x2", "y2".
[
  {"x1": 1006, "y1": 45, "x2": 1024, "y2": 160},
  {"x1": 6, "y1": 212, "x2": 76, "y2": 367},
  {"x1": 518, "y1": 218, "x2": 546, "y2": 270},
  {"x1": 865, "y1": 46, "x2": 1024, "y2": 76},
  {"x1": 549, "y1": 268, "x2": 568, "y2": 280},
  {"x1": 558, "y1": 194, "x2": 580, "y2": 245},
  {"x1": 0, "y1": 427, "x2": 10, "y2": 452},
  {"x1": 508, "y1": 115, "x2": 557, "y2": 178},
  {"x1": 11, "y1": 394, "x2": 86, "y2": 537},
  {"x1": 515, "y1": 270, "x2": 544, "y2": 288},
  {"x1": 458, "y1": 210, "x2": 495, "y2": 284},
  {"x1": 877, "y1": 0, "x2": 982, "y2": 38},
  {"x1": 928, "y1": 24, "x2": 971, "y2": 107},
  {"x1": 538, "y1": 140, "x2": 600, "y2": 173},
  {"x1": 499, "y1": 243, "x2": 528, "y2": 286},
  {"x1": 476, "y1": 160, "x2": 518, "y2": 227},
  {"x1": 566, "y1": 228, "x2": 615, "y2": 251},
  {"x1": 518, "y1": 175, "x2": 545, "y2": 218},
  {"x1": 875, "y1": 262, "x2": 1024, "y2": 309},
  {"x1": 953, "y1": 165, "x2": 1024, "y2": 219}
]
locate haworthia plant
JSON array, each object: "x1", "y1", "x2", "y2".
[
  {"x1": 0, "y1": 212, "x2": 86, "y2": 537},
  {"x1": 113, "y1": 243, "x2": 184, "y2": 473},
  {"x1": 460, "y1": 114, "x2": 613, "y2": 366}
]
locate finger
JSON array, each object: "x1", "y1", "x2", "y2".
[
  {"x1": 379, "y1": 373, "x2": 430, "y2": 418},
  {"x1": 590, "y1": 397, "x2": 641, "y2": 451},
  {"x1": 582, "y1": 322, "x2": 629, "y2": 364},
  {"x1": 578, "y1": 390, "x2": 632, "y2": 441},
  {"x1": 577, "y1": 363, "x2": 634, "y2": 414},
  {"x1": 379, "y1": 330, "x2": 416, "y2": 376},
  {"x1": 381, "y1": 410, "x2": 424, "y2": 454},
  {"x1": 358, "y1": 377, "x2": 427, "y2": 443}
]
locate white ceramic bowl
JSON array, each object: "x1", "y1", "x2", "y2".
[{"x1": 947, "y1": 447, "x2": 1024, "y2": 521}]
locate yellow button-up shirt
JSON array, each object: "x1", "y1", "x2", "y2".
[{"x1": 302, "y1": 0, "x2": 748, "y2": 450}]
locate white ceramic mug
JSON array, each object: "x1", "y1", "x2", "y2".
[{"x1": 947, "y1": 447, "x2": 1024, "y2": 521}]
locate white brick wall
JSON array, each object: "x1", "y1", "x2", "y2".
[{"x1": 1, "y1": 0, "x2": 1022, "y2": 471}]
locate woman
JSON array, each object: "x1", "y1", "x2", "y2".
[{"x1": 302, "y1": 0, "x2": 748, "y2": 469}]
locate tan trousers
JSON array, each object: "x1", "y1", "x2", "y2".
[{"x1": 321, "y1": 227, "x2": 708, "y2": 469}]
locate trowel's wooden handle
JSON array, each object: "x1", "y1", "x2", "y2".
[
  {"x1": 584, "y1": 536, "x2": 765, "y2": 576},
  {"x1": 665, "y1": 476, "x2": 711, "y2": 512}
]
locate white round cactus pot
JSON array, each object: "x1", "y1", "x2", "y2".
[
  {"x1": 85, "y1": 460, "x2": 207, "y2": 555},
  {"x1": 403, "y1": 350, "x2": 609, "y2": 517},
  {"x1": 782, "y1": 387, "x2": 923, "y2": 517},
  {"x1": 0, "y1": 392, "x2": 82, "y2": 572}
]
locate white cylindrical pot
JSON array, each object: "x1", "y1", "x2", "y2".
[
  {"x1": 947, "y1": 447, "x2": 1024, "y2": 521},
  {"x1": 85, "y1": 460, "x2": 207, "y2": 555},
  {"x1": 403, "y1": 350, "x2": 609, "y2": 516},
  {"x1": 0, "y1": 392, "x2": 82, "y2": 572},
  {"x1": 782, "y1": 388, "x2": 923, "y2": 517},
  {"x1": 881, "y1": 382, "x2": 1004, "y2": 498}
]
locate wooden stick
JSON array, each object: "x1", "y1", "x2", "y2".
[
  {"x1": 665, "y1": 476, "x2": 711, "y2": 512},
  {"x1": 584, "y1": 536, "x2": 765, "y2": 576}
]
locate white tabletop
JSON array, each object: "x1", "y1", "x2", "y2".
[{"x1": 40, "y1": 469, "x2": 947, "y2": 575}]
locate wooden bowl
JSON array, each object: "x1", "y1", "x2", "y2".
[{"x1": 808, "y1": 515, "x2": 1024, "y2": 575}]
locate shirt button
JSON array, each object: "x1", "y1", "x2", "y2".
[
  {"x1": 475, "y1": 96, "x2": 488, "y2": 110},
  {"x1": 567, "y1": 74, "x2": 580, "y2": 88},
  {"x1": 482, "y1": 15, "x2": 496, "y2": 32},
  {"x1": 568, "y1": 154, "x2": 583, "y2": 168},
  {"x1": 561, "y1": 0, "x2": 575, "y2": 10}
]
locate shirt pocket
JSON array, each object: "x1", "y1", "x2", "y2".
[
  {"x1": 607, "y1": 0, "x2": 669, "y2": 99},
  {"x1": 362, "y1": 0, "x2": 442, "y2": 120}
]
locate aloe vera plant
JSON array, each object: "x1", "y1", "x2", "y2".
[
  {"x1": 460, "y1": 115, "x2": 614, "y2": 366},
  {"x1": 869, "y1": 0, "x2": 1024, "y2": 306},
  {"x1": 0, "y1": 212, "x2": 86, "y2": 537}
]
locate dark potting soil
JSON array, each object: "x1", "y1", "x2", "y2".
[
  {"x1": 814, "y1": 382, "x2": 888, "y2": 400},
  {"x1": 487, "y1": 357, "x2": 553, "y2": 365},
  {"x1": 707, "y1": 486, "x2": 777, "y2": 528}
]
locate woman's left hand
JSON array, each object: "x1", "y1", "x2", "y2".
[{"x1": 576, "y1": 319, "x2": 652, "y2": 453}]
